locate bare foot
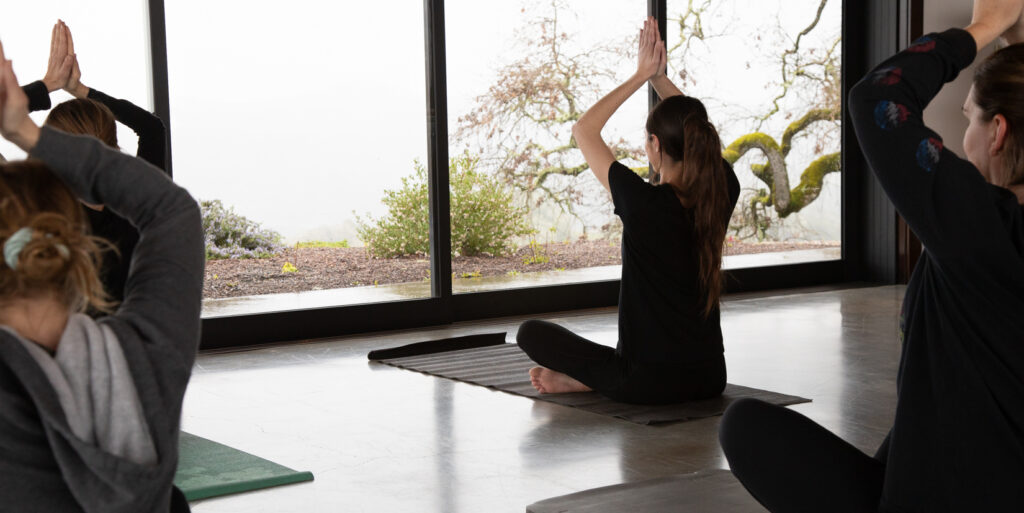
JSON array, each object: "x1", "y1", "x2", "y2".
[{"x1": 529, "y1": 366, "x2": 593, "y2": 394}]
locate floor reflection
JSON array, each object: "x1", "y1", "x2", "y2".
[{"x1": 184, "y1": 285, "x2": 902, "y2": 513}]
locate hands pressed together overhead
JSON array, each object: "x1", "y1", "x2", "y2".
[
  {"x1": 637, "y1": 16, "x2": 666, "y2": 81},
  {"x1": 40, "y1": 20, "x2": 86, "y2": 98}
]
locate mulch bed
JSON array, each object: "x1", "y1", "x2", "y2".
[{"x1": 203, "y1": 240, "x2": 838, "y2": 299}]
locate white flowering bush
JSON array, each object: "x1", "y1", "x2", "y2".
[
  {"x1": 357, "y1": 156, "x2": 531, "y2": 258},
  {"x1": 201, "y1": 199, "x2": 285, "y2": 259}
]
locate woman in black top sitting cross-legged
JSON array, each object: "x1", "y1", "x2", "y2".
[
  {"x1": 22, "y1": 20, "x2": 168, "y2": 308},
  {"x1": 718, "y1": 1, "x2": 1024, "y2": 511},
  {"x1": 516, "y1": 17, "x2": 739, "y2": 405}
]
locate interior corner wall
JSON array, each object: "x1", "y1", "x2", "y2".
[{"x1": 920, "y1": 1, "x2": 995, "y2": 157}]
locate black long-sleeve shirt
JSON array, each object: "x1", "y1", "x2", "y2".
[
  {"x1": 850, "y1": 29, "x2": 1024, "y2": 512},
  {"x1": 23, "y1": 82, "x2": 168, "y2": 306}
]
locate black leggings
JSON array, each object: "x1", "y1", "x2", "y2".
[
  {"x1": 515, "y1": 319, "x2": 725, "y2": 405},
  {"x1": 719, "y1": 398, "x2": 885, "y2": 513}
]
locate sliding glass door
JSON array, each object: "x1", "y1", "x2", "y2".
[{"x1": 164, "y1": 1, "x2": 432, "y2": 318}]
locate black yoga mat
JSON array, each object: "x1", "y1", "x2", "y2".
[
  {"x1": 367, "y1": 332, "x2": 507, "y2": 360},
  {"x1": 526, "y1": 469, "x2": 766, "y2": 513},
  {"x1": 370, "y1": 339, "x2": 810, "y2": 425}
]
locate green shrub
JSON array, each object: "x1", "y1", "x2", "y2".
[
  {"x1": 358, "y1": 156, "x2": 531, "y2": 258},
  {"x1": 201, "y1": 199, "x2": 284, "y2": 260}
]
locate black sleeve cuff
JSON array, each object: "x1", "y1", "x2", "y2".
[
  {"x1": 86, "y1": 87, "x2": 112, "y2": 104},
  {"x1": 22, "y1": 81, "x2": 51, "y2": 112},
  {"x1": 936, "y1": 28, "x2": 979, "y2": 71}
]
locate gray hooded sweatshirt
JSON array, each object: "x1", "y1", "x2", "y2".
[{"x1": 0, "y1": 127, "x2": 203, "y2": 512}]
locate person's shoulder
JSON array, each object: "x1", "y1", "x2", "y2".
[
  {"x1": 608, "y1": 161, "x2": 651, "y2": 190},
  {"x1": 608, "y1": 160, "x2": 636, "y2": 178}
]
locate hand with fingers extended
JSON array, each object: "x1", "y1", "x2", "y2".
[
  {"x1": 967, "y1": 0, "x2": 1024, "y2": 49},
  {"x1": 41, "y1": 20, "x2": 73, "y2": 92},
  {"x1": 648, "y1": 17, "x2": 668, "y2": 79},
  {"x1": 637, "y1": 16, "x2": 665, "y2": 81},
  {"x1": 59, "y1": 21, "x2": 89, "y2": 99},
  {"x1": 0, "y1": 43, "x2": 42, "y2": 151}
]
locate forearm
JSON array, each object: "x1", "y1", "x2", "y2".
[
  {"x1": 650, "y1": 75, "x2": 683, "y2": 100},
  {"x1": 575, "y1": 73, "x2": 647, "y2": 134},
  {"x1": 967, "y1": 22, "x2": 1005, "y2": 50},
  {"x1": 1001, "y1": 23, "x2": 1024, "y2": 45},
  {"x1": 67, "y1": 82, "x2": 90, "y2": 99},
  {"x1": 87, "y1": 88, "x2": 168, "y2": 171},
  {"x1": 6, "y1": 118, "x2": 41, "y2": 152}
]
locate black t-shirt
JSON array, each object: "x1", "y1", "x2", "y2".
[
  {"x1": 850, "y1": 29, "x2": 1024, "y2": 511},
  {"x1": 608, "y1": 160, "x2": 740, "y2": 364}
]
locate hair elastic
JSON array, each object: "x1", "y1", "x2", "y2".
[{"x1": 3, "y1": 227, "x2": 70, "y2": 270}]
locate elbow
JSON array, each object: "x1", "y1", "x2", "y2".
[
  {"x1": 571, "y1": 120, "x2": 592, "y2": 141},
  {"x1": 847, "y1": 71, "x2": 885, "y2": 119},
  {"x1": 847, "y1": 78, "x2": 876, "y2": 129}
]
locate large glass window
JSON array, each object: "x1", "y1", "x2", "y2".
[
  {"x1": 445, "y1": 0, "x2": 648, "y2": 293},
  {"x1": 0, "y1": 2, "x2": 151, "y2": 161},
  {"x1": 165, "y1": 1, "x2": 430, "y2": 318},
  {"x1": 667, "y1": 0, "x2": 843, "y2": 269}
]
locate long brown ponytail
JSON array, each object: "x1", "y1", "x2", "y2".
[{"x1": 646, "y1": 95, "x2": 730, "y2": 318}]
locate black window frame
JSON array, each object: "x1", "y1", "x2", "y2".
[{"x1": 147, "y1": 0, "x2": 907, "y2": 350}]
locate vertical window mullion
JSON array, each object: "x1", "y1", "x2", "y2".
[
  {"x1": 648, "y1": 0, "x2": 667, "y2": 111},
  {"x1": 425, "y1": 0, "x2": 454, "y2": 305},
  {"x1": 147, "y1": 0, "x2": 173, "y2": 177}
]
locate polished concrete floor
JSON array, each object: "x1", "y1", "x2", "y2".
[{"x1": 183, "y1": 284, "x2": 904, "y2": 513}]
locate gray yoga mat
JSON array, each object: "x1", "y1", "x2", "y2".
[
  {"x1": 527, "y1": 469, "x2": 766, "y2": 513},
  {"x1": 374, "y1": 343, "x2": 809, "y2": 425}
]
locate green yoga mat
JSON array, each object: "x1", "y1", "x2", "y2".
[{"x1": 174, "y1": 432, "x2": 314, "y2": 501}]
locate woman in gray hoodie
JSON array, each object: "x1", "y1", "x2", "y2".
[{"x1": 0, "y1": 40, "x2": 202, "y2": 513}]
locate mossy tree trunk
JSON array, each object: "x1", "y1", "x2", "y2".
[{"x1": 722, "y1": 108, "x2": 840, "y2": 218}]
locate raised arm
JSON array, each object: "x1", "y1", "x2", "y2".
[
  {"x1": 572, "y1": 17, "x2": 663, "y2": 192},
  {"x1": 60, "y1": 22, "x2": 167, "y2": 171},
  {"x1": 848, "y1": 0, "x2": 1023, "y2": 260},
  {"x1": 967, "y1": 0, "x2": 1024, "y2": 48},
  {"x1": 999, "y1": 6, "x2": 1024, "y2": 45},
  {"x1": 0, "y1": 51, "x2": 202, "y2": 365},
  {"x1": 85, "y1": 89, "x2": 167, "y2": 171}
]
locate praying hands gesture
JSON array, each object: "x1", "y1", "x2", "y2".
[
  {"x1": 640, "y1": 17, "x2": 684, "y2": 99},
  {"x1": 39, "y1": 20, "x2": 88, "y2": 98},
  {"x1": 637, "y1": 16, "x2": 666, "y2": 81},
  {"x1": 41, "y1": 21, "x2": 73, "y2": 92},
  {"x1": 0, "y1": 41, "x2": 42, "y2": 151}
]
